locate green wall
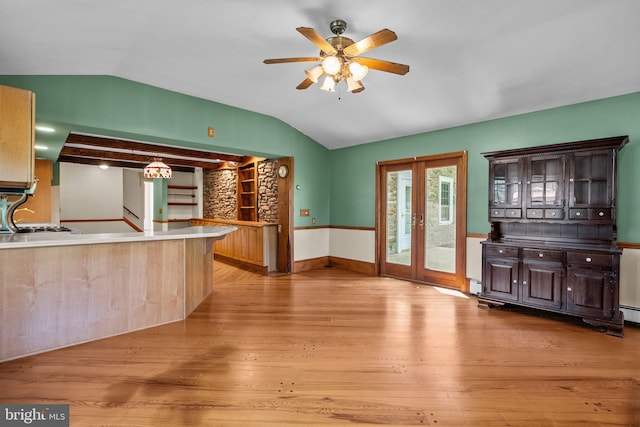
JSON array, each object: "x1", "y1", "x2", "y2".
[
  {"x1": 2, "y1": 75, "x2": 638, "y2": 241},
  {"x1": 0, "y1": 75, "x2": 330, "y2": 227},
  {"x1": 329, "y1": 92, "x2": 640, "y2": 243}
]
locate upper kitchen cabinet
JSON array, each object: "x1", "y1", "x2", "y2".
[{"x1": 0, "y1": 85, "x2": 35, "y2": 189}]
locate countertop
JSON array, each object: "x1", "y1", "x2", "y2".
[{"x1": 0, "y1": 225, "x2": 237, "y2": 249}]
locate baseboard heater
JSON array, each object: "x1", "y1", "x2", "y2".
[{"x1": 620, "y1": 305, "x2": 640, "y2": 325}]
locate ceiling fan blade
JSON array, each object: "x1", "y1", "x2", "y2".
[
  {"x1": 296, "y1": 27, "x2": 338, "y2": 55},
  {"x1": 343, "y1": 29, "x2": 398, "y2": 57},
  {"x1": 355, "y1": 57, "x2": 410, "y2": 75},
  {"x1": 264, "y1": 57, "x2": 320, "y2": 64},
  {"x1": 296, "y1": 78, "x2": 314, "y2": 90}
]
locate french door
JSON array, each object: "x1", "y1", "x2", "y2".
[{"x1": 377, "y1": 152, "x2": 467, "y2": 289}]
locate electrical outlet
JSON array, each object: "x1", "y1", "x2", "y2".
[
  {"x1": 207, "y1": 127, "x2": 215, "y2": 138},
  {"x1": 312, "y1": 218, "x2": 316, "y2": 224}
]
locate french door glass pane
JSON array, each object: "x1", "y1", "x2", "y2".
[
  {"x1": 425, "y1": 166, "x2": 456, "y2": 273},
  {"x1": 386, "y1": 170, "x2": 412, "y2": 266}
]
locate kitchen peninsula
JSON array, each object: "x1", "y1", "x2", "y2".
[{"x1": 0, "y1": 225, "x2": 236, "y2": 362}]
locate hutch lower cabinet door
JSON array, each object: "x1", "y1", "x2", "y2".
[
  {"x1": 521, "y1": 261, "x2": 563, "y2": 310},
  {"x1": 482, "y1": 245, "x2": 519, "y2": 302}
]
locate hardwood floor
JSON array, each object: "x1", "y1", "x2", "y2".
[{"x1": 1, "y1": 262, "x2": 639, "y2": 426}]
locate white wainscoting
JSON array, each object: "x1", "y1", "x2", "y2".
[
  {"x1": 294, "y1": 227, "x2": 330, "y2": 261},
  {"x1": 329, "y1": 228, "x2": 375, "y2": 263},
  {"x1": 620, "y1": 247, "x2": 640, "y2": 322}
]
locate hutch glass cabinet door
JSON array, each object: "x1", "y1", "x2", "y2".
[
  {"x1": 568, "y1": 151, "x2": 614, "y2": 221},
  {"x1": 526, "y1": 155, "x2": 565, "y2": 219},
  {"x1": 489, "y1": 159, "x2": 522, "y2": 219}
]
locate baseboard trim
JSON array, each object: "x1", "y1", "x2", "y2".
[
  {"x1": 328, "y1": 256, "x2": 376, "y2": 275},
  {"x1": 620, "y1": 305, "x2": 640, "y2": 325},
  {"x1": 293, "y1": 256, "x2": 330, "y2": 273},
  {"x1": 293, "y1": 256, "x2": 375, "y2": 275}
]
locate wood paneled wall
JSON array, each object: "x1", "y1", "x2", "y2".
[
  {"x1": 0, "y1": 237, "x2": 217, "y2": 362},
  {"x1": 192, "y1": 219, "x2": 277, "y2": 273}
]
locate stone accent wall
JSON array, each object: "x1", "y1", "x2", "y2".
[
  {"x1": 257, "y1": 160, "x2": 278, "y2": 223},
  {"x1": 202, "y1": 159, "x2": 279, "y2": 223},
  {"x1": 203, "y1": 168, "x2": 237, "y2": 220}
]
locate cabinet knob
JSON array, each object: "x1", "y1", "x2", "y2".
[
  {"x1": 499, "y1": 249, "x2": 504, "y2": 254},
  {"x1": 523, "y1": 281, "x2": 527, "y2": 285},
  {"x1": 513, "y1": 280, "x2": 517, "y2": 284},
  {"x1": 494, "y1": 211, "x2": 499, "y2": 215},
  {"x1": 567, "y1": 287, "x2": 572, "y2": 292},
  {"x1": 538, "y1": 253, "x2": 544, "y2": 258},
  {"x1": 511, "y1": 211, "x2": 516, "y2": 215},
  {"x1": 598, "y1": 211, "x2": 604, "y2": 217},
  {"x1": 551, "y1": 212, "x2": 556, "y2": 216},
  {"x1": 569, "y1": 178, "x2": 574, "y2": 182},
  {"x1": 586, "y1": 257, "x2": 592, "y2": 263},
  {"x1": 576, "y1": 212, "x2": 581, "y2": 217}
]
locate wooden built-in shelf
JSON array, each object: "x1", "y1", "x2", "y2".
[
  {"x1": 237, "y1": 162, "x2": 257, "y2": 221},
  {"x1": 167, "y1": 184, "x2": 199, "y2": 217},
  {"x1": 168, "y1": 185, "x2": 197, "y2": 190}
]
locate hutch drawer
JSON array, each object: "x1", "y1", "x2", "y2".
[
  {"x1": 522, "y1": 248, "x2": 563, "y2": 263},
  {"x1": 485, "y1": 245, "x2": 519, "y2": 258},
  {"x1": 566, "y1": 252, "x2": 613, "y2": 268}
]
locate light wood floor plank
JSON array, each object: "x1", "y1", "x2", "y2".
[{"x1": 0, "y1": 262, "x2": 639, "y2": 426}]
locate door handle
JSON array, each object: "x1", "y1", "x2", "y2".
[{"x1": 419, "y1": 213, "x2": 424, "y2": 229}]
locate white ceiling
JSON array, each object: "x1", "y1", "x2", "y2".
[{"x1": 1, "y1": 0, "x2": 639, "y2": 150}]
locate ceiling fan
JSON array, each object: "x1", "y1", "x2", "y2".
[{"x1": 263, "y1": 19, "x2": 409, "y2": 93}]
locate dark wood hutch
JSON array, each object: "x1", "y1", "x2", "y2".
[{"x1": 479, "y1": 135, "x2": 628, "y2": 336}]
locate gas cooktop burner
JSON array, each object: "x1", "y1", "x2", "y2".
[{"x1": 16, "y1": 225, "x2": 73, "y2": 233}]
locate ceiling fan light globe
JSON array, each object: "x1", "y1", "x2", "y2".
[
  {"x1": 348, "y1": 62, "x2": 368, "y2": 81},
  {"x1": 346, "y1": 76, "x2": 364, "y2": 92},
  {"x1": 320, "y1": 76, "x2": 336, "y2": 92},
  {"x1": 321, "y1": 56, "x2": 341, "y2": 76},
  {"x1": 304, "y1": 65, "x2": 324, "y2": 83}
]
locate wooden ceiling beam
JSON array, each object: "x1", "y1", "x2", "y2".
[
  {"x1": 57, "y1": 155, "x2": 195, "y2": 173},
  {"x1": 59, "y1": 146, "x2": 224, "y2": 170},
  {"x1": 62, "y1": 133, "x2": 247, "y2": 167}
]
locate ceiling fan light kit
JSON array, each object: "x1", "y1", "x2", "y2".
[{"x1": 264, "y1": 19, "x2": 409, "y2": 94}]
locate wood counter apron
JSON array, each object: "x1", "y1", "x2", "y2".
[
  {"x1": 0, "y1": 226, "x2": 236, "y2": 362},
  {"x1": 191, "y1": 219, "x2": 277, "y2": 274}
]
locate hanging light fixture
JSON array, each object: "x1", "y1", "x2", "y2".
[
  {"x1": 264, "y1": 19, "x2": 410, "y2": 94},
  {"x1": 144, "y1": 158, "x2": 172, "y2": 179}
]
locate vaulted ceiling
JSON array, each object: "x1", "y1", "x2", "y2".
[{"x1": 2, "y1": 0, "x2": 640, "y2": 153}]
